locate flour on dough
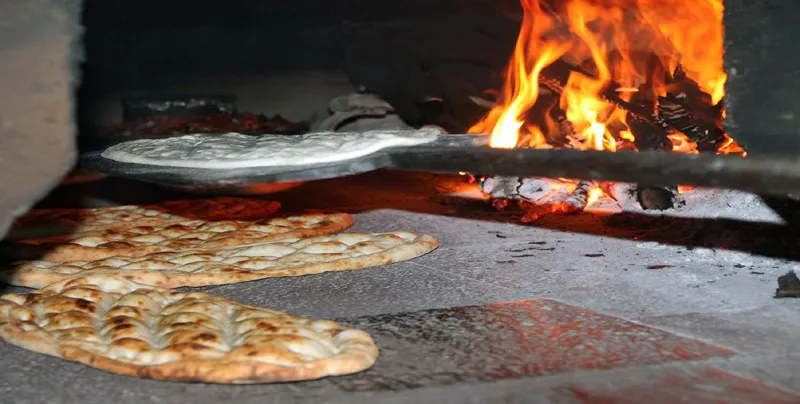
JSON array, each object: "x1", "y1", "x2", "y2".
[{"x1": 100, "y1": 129, "x2": 439, "y2": 169}]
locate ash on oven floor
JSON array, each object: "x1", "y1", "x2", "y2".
[{"x1": 329, "y1": 299, "x2": 734, "y2": 393}]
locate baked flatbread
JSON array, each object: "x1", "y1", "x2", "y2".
[
  {"x1": 0, "y1": 274, "x2": 378, "y2": 383},
  {"x1": 2, "y1": 213, "x2": 354, "y2": 262},
  {"x1": 100, "y1": 129, "x2": 439, "y2": 169},
  {"x1": 6, "y1": 197, "x2": 281, "y2": 240},
  {"x1": 2, "y1": 231, "x2": 439, "y2": 288}
]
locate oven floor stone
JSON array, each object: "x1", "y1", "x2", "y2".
[{"x1": 2, "y1": 171, "x2": 800, "y2": 403}]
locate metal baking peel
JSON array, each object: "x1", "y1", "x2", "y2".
[{"x1": 79, "y1": 133, "x2": 800, "y2": 197}]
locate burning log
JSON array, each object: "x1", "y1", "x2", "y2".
[
  {"x1": 656, "y1": 66, "x2": 728, "y2": 152},
  {"x1": 480, "y1": 176, "x2": 551, "y2": 202},
  {"x1": 563, "y1": 180, "x2": 594, "y2": 212},
  {"x1": 520, "y1": 180, "x2": 595, "y2": 223},
  {"x1": 549, "y1": 106, "x2": 580, "y2": 148},
  {"x1": 540, "y1": 60, "x2": 726, "y2": 151},
  {"x1": 599, "y1": 181, "x2": 634, "y2": 206},
  {"x1": 600, "y1": 182, "x2": 681, "y2": 211},
  {"x1": 621, "y1": 104, "x2": 681, "y2": 210},
  {"x1": 478, "y1": 97, "x2": 603, "y2": 219},
  {"x1": 625, "y1": 101, "x2": 673, "y2": 152},
  {"x1": 475, "y1": 59, "x2": 727, "y2": 215}
]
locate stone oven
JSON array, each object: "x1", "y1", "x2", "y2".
[{"x1": 2, "y1": 1, "x2": 800, "y2": 402}]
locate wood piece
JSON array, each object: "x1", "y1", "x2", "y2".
[
  {"x1": 775, "y1": 271, "x2": 800, "y2": 298},
  {"x1": 626, "y1": 104, "x2": 673, "y2": 152},
  {"x1": 563, "y1": 180, "x2": 594, "y2": 212},
  {"x1": 480, "y1": 176, "x2": 551, "y2": 202},
  {"x1": 518, "y1": 180, "x2": 594, "y2": 223},
  {"x1": 540, "y1": 60, "x2": 695, "y2": 144},
  {"x1": 601, "y1": 182, "x2": 636, "y2": 208},
  {"x1": 636, "y1": 186, "x2": 681, "y2": 211},
  {"x1": 657, "y1": 94, "x2": 726, "y2": 153},
  {"x1": 659, "y1": 64, "x2": 727, "y2": 153}
]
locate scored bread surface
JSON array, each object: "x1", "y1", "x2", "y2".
[
  {"x1": 0, "y1": 275, "x2": 378, "y2": 383},
  {"x1": 1, "y1": 213, "x2": 354, "y2": 262},
  {"x1": 6, "y1": 197, "x2": 281, "y2": 240},
  {"x1": 2, "y1": 231, "x2": 440, "y2": 288}
]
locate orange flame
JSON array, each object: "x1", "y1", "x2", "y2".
[
  {"x1": 469, "y1": 0, "x2": 740, "y2": 157},
  {"x1": 586, "y1": 188, "x2": 604, "y2": 206}
]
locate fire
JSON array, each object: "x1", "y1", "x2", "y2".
[
  {"x1": 586, "y1": 188, "x2": 604, "y2": 206},
  {"x1": 470, "y1": 0, "x2": 740, "y2": 156},
  {"x1": 482, "y1": 0, "x2": 570, "y2": 149}
]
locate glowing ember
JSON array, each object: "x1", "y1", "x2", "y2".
[
  {"x1": 586, "y1": 188, "x2": 604, "y2": 206},
  {"x1": 471, "y1": 0, "x2": 745, "y2": 210}
]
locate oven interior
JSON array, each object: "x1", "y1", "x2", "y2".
[{"x1": 2, "y1": 0, "x2": 800, "y2": 401}]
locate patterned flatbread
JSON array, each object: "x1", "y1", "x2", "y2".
[
  {"x1": 5, "y1": 197, "x2": 281, "y2": 240},
  {"x1": 1, "y1": 231, "x2": 440, "y2": 288},
  {"x1": 1, "y1": 213, "x2": 354, "y2": 262},
  {"x1": 0, "y1": 274, "x2": 378, "y2": 383}
]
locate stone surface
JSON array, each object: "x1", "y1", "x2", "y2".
[
  {"x1": 329, "y1": 300, "x2": 734, "y2": 393},
  {"x1": 2, "y1": 171, "x2": 800, "y2": 403},
  {"x1": 564, "y1": 369, "x2": 800, "y2": 404}
]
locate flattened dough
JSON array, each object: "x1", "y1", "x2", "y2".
[{"x1": 100, "y1": 129, "x2": 439, "y2": 169}]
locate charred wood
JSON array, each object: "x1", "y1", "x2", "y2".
[
  {"x1": 601, "y1": 182, "x2": 637, "y2": 208},
  {"x1": 540, "y1": 59, "x2": 715, "y2": 146},
  {"x1": 775, "y1": 271, "x2": 800, "y2": 298},
  {"x1": 625, "y1": 102, "x2": 672, "y2": 152},
  {"x1": 549, "y1": 102, "x2": 579, "y2": 148},
  {"x1": 520, "y1": 180, "x2": 595, "y2": 223},
  {"x1": 563, "y1": 180, "x2": 594, "y2": 212},
  {"x1": 657, "y1": 94, "x2": 727, "y2": 153},
  {"x1": 480, "y1": 175, "x2": 551, "y2": 202},
  {"x1": 658, "y1": 65, "x2": 727, "y2": 152},
  {"x1": 621, "y1": 100, "x2": 680, "y2": 209},
  {"x1": 666, "y1": 64, "x2": 724, "y2": 123},
  {"x1": 636, "y1": 186, "x2": 681, "y2": 210}
]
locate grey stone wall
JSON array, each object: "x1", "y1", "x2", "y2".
[
  {"x1": 0, "y1": 0, "x2": 82, "y2": 239},
  {"x1": 723, "y1": 0, "x2": 800, "y2": 155}
]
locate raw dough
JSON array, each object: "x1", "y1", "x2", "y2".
[{"x1": 100, "y1": 129, "x2": 439, "y2": 169}]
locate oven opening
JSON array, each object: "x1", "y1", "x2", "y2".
[{"x1": 3, "y1": 1, "x2": 800, "y2": 400}]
